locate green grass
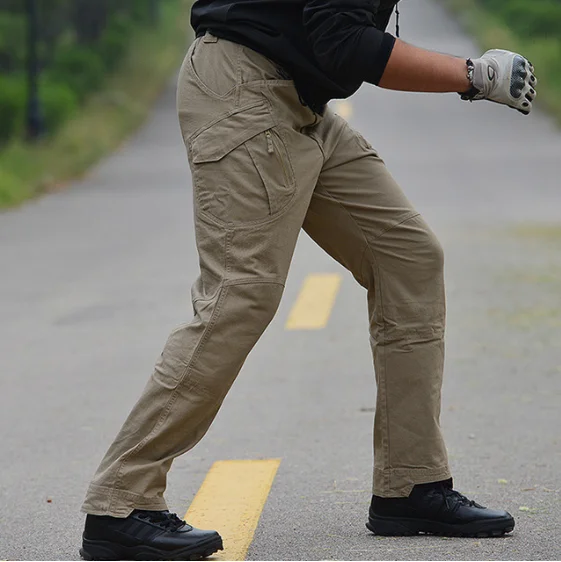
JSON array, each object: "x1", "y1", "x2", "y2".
[
  {"x1": 437, "y1": 0, "x2": 561, "y2": 121},
  {"x1": 0, "y1": 0, "x2": 192, "y2": 208}
]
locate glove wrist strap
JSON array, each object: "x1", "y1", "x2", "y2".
[{"x1": 459, "y1": 58, "x2": 481, "y2": 100}]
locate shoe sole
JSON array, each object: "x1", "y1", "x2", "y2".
[
  {"x1": 366, "y1": 515, "x2": 515, "y2": 538},
  {"x1": 80, "y1": 535, "x2": 223, "y2": 561}
]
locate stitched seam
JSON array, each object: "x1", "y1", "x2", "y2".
[
  {"x1": 246, "y1": 143, "x2": 274, "y2": 215},
  {"x1": 225, "y1": 228, "x2": 232, "y2": 276},
  {"x1": 235, "y1": 43, "x2": 242, "y2": 107},
  {"x1": 192, "y1": 114, "x2": 275, "y2": 163},
  {"x1": 89, "y1": 484, "x2": 168, "y2": 502},
  {"x1": 109, "y1": 286, "x2": 229, "y2": 510},
  {"x1": 190, "y1": 39, "x2": 280, "y2": 103},
  {"x1": 193, "y1": 153, "x2": 299, "y2": 230},
  {"x1": 320, "y1": 117, "x2": 349, "y2": 170},
  {"x1": 186, "y1": 39, "x2": 238, "y2": 101},
  {"x1": 308, "y1": 133, "x2": 326, "y2": 164},
  {"x1": 264, "y1": 95, "x2": 279, "y2": 128},
  {"x1": 199, "y1": 190, "x2": 301, "y2": 230},
  {"x1": 375, "y1": 212, "x2": 421, "y2": 241},
  {"x1": 312, "y1": 202, "x2": 422, "y2": 489},
  {"x1": 316, "y1": 179, "x2": 394, "y2": 489},
  {"x1": 375, "y1": 465, "x2": 451, "y2": 475},
  {"x1": 110, "y1": 387, "x2": 180, "y2": 512},
  {"x1": 188, "y1": 100, "x2": 268, "y2": 145},
  {"x1": 274, "y1": 126, "x2": 297, "y2": 188},
  {"x1": 315, "y1": 180, "x2": 371, "y2": 261},
  {"x1": 224, "y1": 278, "x2": 285, "y2": 287},
  {"x1": 358, "y1": 244, "x2": 369, "y2": 288}
]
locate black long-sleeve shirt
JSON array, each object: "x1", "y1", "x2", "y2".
[{"x1": 191, "y1": 0, "x2": 399, "y2": 112}]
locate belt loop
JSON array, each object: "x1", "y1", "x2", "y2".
[{"x1": 203, "y1": 31, "x2": 219, "y2": 43}]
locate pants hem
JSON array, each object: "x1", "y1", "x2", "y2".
[
  {"x1": 373, "y1": 465, "x2": 452, "y2": 498},
  {"x1": 81, "y1": 483, "x2": 169, "y2": 518}
]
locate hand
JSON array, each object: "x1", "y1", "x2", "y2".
[{"x1": 461, "y1": 49, "x2": 537, "y2": 115}]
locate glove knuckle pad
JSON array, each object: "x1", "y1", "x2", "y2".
[{"x1": 510, "y1": 56, "x2": 527, "y2": 99}]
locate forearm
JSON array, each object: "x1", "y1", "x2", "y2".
[{"x1": 379, "y1": 39, "x2": 470, "y2": 93}]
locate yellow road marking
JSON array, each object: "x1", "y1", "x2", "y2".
[
  {"x1": 286, "y1": 273, "x2": 342, "y2": 330},
  {"x1": 185, "y1": 459, "x2": 281, "y2": 561},
  {"x1": 333, "y1": 100, "x2": 353, "y2": 120}
]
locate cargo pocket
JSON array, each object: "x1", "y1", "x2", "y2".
[{"x1": 190, "y1": 101, "x2": 296, "y2": 227}]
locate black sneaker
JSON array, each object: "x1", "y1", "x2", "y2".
[
  {"x1": 367, "y1": 479, "x2": 515, "y2": 537},
  {"x1": 80, "y1": 510, "x2": 223, "y2": 560}
]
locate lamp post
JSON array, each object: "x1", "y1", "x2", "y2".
[{"x1": 26, "y1": 0, "x2": 44, "y2": 140}]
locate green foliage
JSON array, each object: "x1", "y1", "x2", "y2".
[
  {"x1": 96, "y1": 15, "x2": 134, "y2": 71},
  {"x1": 41, "y1": 79, "x2": 78, "y2": 132},
  {"x1": 0, "y1": 0, "x2": 168, "y2": 144},
  {"x1": 0, "y1": 11, "x2": 25, "y2": 72},
  {"x1": 0, "y1": 0, "x2": 188, "y2": 208},
  {"x1": 0, "y1": 76, "x2": 25, "y2": 143},
  {"x1": 477, "y1": 0, "x2": 561, "y2": 38},
  {"x1": 501, "y1": 1, "x2": 561, "y2": 37},
  {"x1": 0, "y1": 76, "x2": 78, "y2": 143},
  {"x1": 129, "y1": 0, "x2": 159, "y2": 23},
  {"x1": 49, "y1": 46, "x2": 106, "y2": 100},
  {"x1": 0, "y1": 165, "x2": 30, "y2": 207}
]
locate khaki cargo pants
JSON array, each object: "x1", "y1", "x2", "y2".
[{"x1": 82, "y1": 33, "x2": 451, "y2": 517}]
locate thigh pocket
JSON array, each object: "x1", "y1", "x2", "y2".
[{"x1": 190, "y1": 101, "x2": 296, "y2": 226}]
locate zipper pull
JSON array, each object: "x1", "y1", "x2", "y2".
[{"x1": 265, "y1": 130, "x2": 274, "y2": 154}]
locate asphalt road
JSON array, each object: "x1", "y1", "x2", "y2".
[{"x1": 1, "y1": 1, "x2": 560, "y2": 560}]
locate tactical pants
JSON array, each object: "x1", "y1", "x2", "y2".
[{"x1": 82, "y1": 33, "x2": 451, "y2": 517}]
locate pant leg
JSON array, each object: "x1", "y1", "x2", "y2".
[
  {"x1": 82, "y1": 36, "x2": 323, "y2": 517},
  {"x1": 303, "y1": 109, "x2": 451, "y2": 498}
]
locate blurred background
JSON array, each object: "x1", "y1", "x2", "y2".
[
  {"x1": 0, "y1": 0, "x2": 187, "y2": 206},
  {"x1": 1, "y1": 0, "x2": 561, "y2": 207},
  {"x1": 0, "y1": 0, "x2": 168, "y2": 141}
]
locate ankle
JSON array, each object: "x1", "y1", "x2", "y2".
[
  {"x1": 413, "y1": 477, "x2": 454, "y2": 491},
  {"x1": 373, "y1": 477, "x2": 454, "y2": 501}
]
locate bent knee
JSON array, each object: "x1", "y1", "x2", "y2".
[
  {"x1": 414, "y1": 222, "x2": 444, "y2": 273},
  {"x1": 228, "y1": 279, "x2": 285, "y2": 330},
  {"x1": 193, "y1": 279, "x2": 285, "y2": 345},
  {"x1": 155, "y1": 280, "x2": 284, "y2": 389},
  {"x1": 362, "y1": 215, "x2": 444, "y2": 287}
]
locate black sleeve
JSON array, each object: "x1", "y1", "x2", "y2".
[
  {"x1": 302, "y1": 0, "x2": 396, "y2": 86},
  {"x1": 374, "y1": 7, "x2": 395, "y2": 32}
]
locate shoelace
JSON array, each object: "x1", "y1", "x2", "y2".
[
  {"x1": 136, "y1": 510, "x2": 188, "y2": 532},
  {"x1": 441, "y1": 485, "x2": 477, "y2": 511}
]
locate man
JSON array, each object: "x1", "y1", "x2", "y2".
[{"x1": 79, "y1": 1, "x2": 537, "y2": 560}]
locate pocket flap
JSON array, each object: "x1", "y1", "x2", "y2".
[{"x1": 191, "y1": 102, "x2": 275, "y2": 164}]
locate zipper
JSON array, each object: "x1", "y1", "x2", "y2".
[
  {"x1": 266, "y1": 129, "x2": 291, "y2": 186},
  {"x1": 265, "y1": 130, "x2": 274, "y2": 154}
]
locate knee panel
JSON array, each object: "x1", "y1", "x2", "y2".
[{"x1": 155, "y1": 281, "x2": 284, "y2": 392}]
